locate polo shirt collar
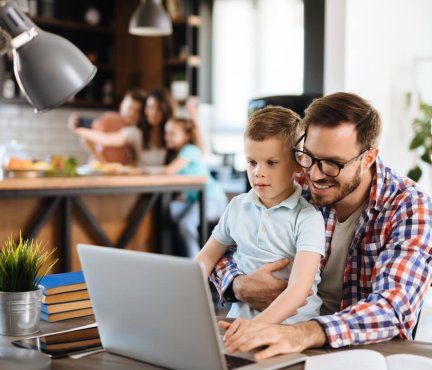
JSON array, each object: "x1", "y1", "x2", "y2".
[{"x1": 243, "y1": 182, "x2": 302, "y2": 210}]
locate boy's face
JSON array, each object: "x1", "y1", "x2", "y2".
[{"x1": 245, "y1": 136, "x2": 298, "y2": 208}]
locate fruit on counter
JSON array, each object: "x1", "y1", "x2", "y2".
[
  {"x1": 4, "y1": 157, "x2": 50, "y2": 171},
  {"x1": 47, "y1": 155, "x2": 78, "y2": 177}
]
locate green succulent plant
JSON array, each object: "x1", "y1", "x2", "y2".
[
  {"x1": 407, "y1": 102, "x2": 432, "y2": 181},
  {"x1": 0, "y1": 235, "x2": 58, "y2": 292}
]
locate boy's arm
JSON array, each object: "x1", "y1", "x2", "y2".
[
  {"x1": 195, "y1": 236, "x2": 229, "y2": 276},
  {"x1": 254, "y1": 251, "x2": 321, "y2": 324}
]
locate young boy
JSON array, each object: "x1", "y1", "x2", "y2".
[{"x1": 195, "y1": 106, "x2": 325, "y2": 324}]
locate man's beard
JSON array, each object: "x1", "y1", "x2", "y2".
[{"x1": 310, "y1": 165, "x2": 362, "y2": 208}]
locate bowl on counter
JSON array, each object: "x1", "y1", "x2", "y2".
[{"x1": 3, "y1": 169, "x2": 47, "y2": 178}]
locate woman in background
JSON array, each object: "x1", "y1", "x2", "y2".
[
  {"x1": 137, "y1": 87, "x2": 174, "y2": 166},
  {"x1": 144, "y1": 117, "x2": 228, "y2": 257}
]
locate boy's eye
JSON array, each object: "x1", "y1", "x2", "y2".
[
  {"x1": 247, "y1": 160, "x2": 257, "y2": 166},
  {"x1": 267, "y1": 160, "x2": 278, "y2": 166}
]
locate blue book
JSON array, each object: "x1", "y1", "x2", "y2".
[{"x1": 39, "y1": 271, "x2": 86, "y2": 296}]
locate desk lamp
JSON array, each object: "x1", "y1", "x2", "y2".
[
  {"x1": 129, "y1": 0, "x2": 172, "y2": 36},
  {"x1": 0, "y1": 0, "x2": 97, "y2": 113}
]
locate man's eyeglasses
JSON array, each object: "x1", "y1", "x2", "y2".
[{"x1": 291, "y1": 134, "x2": 370, "y2": 178}]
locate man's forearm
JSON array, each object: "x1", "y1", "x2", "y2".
[{"x1": 297, "y1": 320, "x2": 327, "y2": 349}]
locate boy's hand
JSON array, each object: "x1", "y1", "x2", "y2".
[{"x1": 232, "y1": 259, "x2": 290, "y2": 311}]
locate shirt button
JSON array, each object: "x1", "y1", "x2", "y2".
[
  {"x1": 264, "y1": 212, "x2": 269, "y2": 218},
  {"x1": 261, "y1": 225, "x2": 266, "y2": 232}
]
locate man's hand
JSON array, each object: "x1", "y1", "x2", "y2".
[
  {"x1": 219, "y1": 319, "x2": 326, "y2": 360},
  {"x1": 67, "y1": 113, "x2": 80, "y2": 131},
  {"x1": 232, "y1": 259, "x2": 290, "y2": 311}
]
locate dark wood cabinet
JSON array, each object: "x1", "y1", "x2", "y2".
[{"x1": 0, "y1": 0, "x2": 165, "y2": 108}]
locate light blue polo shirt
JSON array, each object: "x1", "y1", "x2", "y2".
[{"x1": 212, "y1": 183, "x2": 325, "y2": 323}]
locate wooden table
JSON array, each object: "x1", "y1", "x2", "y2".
[
  {"x1": 2, "y1": 316, "x2": 432, "y2": 369},
  {"x1": 0, "y1": 175, "x2": 207, "y2": 271}
]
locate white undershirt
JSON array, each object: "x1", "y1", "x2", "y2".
[{"x1": 318, "y1": 205, "x2": 365, "y2": 315}]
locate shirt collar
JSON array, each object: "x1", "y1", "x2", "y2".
[{"x1": 243, "y1": 182, "x2": 302, "y2": 210}]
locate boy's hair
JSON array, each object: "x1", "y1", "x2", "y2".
[
  {"x1": 172, "y1": 117, "x2": 198, "y2": 146},
  {"x1": 303, "y1": 92, "x2": 382, "y2": 151},
  {"x1": 245, "y1": 105, "x2": 304, "y2": 148}
]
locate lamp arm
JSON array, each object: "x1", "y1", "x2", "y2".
[{"x1": 10, "y1": 27, "x2": 37, "y2": 49}]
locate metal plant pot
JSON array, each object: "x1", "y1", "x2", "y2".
[{"x1": 0, "y1": 287, "x2": 42, "y2": 336}]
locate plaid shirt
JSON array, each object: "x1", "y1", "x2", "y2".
[{"x1": 211, "y1": 157, "x2": 432, "y2": 347}]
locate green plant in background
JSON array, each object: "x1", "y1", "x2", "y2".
[
  {"x1": 407, "y1": 102, "x2": 432, "y2": 181},
  {"x1": 0, "y1": 235, "x2": 57, "y2": 292}
]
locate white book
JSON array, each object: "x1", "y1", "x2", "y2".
[{"x1": 305, "y1": 349, "x2": 432, "y2": 370}]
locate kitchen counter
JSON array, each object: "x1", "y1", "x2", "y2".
[{"x1": 0, "y1": 175, "x2": 207, "y2": 272}]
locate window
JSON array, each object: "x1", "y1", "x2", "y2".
[{"x1": 212, "y1": 0, "x2": 304, "y2": 130}]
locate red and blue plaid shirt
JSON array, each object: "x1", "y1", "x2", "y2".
[{"x1": 211, "y1": 157, "x2": 432, "y2": 347}]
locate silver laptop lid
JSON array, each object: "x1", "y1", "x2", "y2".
[{"x1": 77, "y1": 244, "x2": 227, "y2": 370}]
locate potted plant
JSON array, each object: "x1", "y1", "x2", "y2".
[
  {"x1": 407, "y1": 102, "x2": 432, "y2": 181},
  {"x1": 0, "y1": 235, "x2": 57, "y2": 335}
]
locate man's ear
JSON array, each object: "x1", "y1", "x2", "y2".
[
  {"x1": 294, "y1": 163, "x2": 303, "y2": 173},
  {"x1": 363, "y1": 148, "x2": 379, "y2": 170}
]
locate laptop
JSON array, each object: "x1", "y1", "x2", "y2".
[{"x1": 77, "y1": 244, "x2": 307, "y2": 370}]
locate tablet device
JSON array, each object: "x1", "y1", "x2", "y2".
[
  {"x1": 12, "y1": 324, "x2": 102, "y2": 358},
  {"x1": 78, "y1": 117, "x2": 93, "y2": 128}
]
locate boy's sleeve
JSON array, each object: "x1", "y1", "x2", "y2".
[{"x1": 295, "y1": 207, "x2": 326, "y2": 257}]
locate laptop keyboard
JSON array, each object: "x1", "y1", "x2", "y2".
[{"x1": 225, "y1": 354, "x2": 256, "y2": 369}]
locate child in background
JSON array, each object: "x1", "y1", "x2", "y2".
[
  {"x1": 68, "y1": 90, "x2": 145, "y2": 165},
  {"x1": 144, "y1": 118, "x2": 228, "y2": 257},
  {"x1": 196, "y1": 106, "x2": 325, "y2": 324}
]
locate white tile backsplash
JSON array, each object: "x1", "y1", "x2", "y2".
[{"x1": 0, "y1": 102, "x2": 104, "y2": 164}]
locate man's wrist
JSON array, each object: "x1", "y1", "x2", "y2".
[
  {"x1": 224, "y1": 275, "x2": 243, "y2": 303},
  {"x1": 299, "y1": 320, "x2": 327, "y2": 348}
]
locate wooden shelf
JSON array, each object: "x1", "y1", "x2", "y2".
[
  {"x1": 31, "y1": 16, "x2": 114, "y2": 34},
  {"x1": 66, "y1": 99, "x2": 115, "y2": 109}
]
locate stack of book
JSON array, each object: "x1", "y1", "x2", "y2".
[{"x1": 39, "y1": 271, "x2": 94, "y2": 322}]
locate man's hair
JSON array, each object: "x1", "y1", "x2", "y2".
[
  {"x1": 245, "y1": 105, "x2": 303, "y2": 149},
  {"x1": 303, "y1": 92, "x2": 382, "y2": 151}
]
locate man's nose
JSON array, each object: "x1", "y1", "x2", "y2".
[{"x1": 308, "y1": 162, "x2": 326, "y2": 181}]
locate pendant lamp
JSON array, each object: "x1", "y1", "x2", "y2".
[{"x1": 129, "y1": 0, "x2": 172, "y2": 36}]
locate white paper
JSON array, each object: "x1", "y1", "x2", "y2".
[
  {"x1": 305, "y1": 349, "x2": 432, "y2": 370},
  {"x1": 385, "y1": 354, "x2": 432, "y2": 370},
  {"x1": 305, "y1": 349, "x2": 386, "y2": 370}
]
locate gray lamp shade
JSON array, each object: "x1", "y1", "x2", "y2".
[
  {"x1": 13, "y1": 30, "x2": 97, "y2": 112},
  {"x1": 129, "y1": 0, "x2": 172, "y2": 36},
  {"x1": 0, "y1": 1, "x2": 97, "y2": 112}
]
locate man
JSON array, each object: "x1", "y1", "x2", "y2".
[{"x1": 211, "y1": 92, "x2": 432, "y2": 360}]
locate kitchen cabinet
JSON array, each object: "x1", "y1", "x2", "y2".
[{"x1": 0, "y1": 0, "x2": 164, "y2": 108}]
